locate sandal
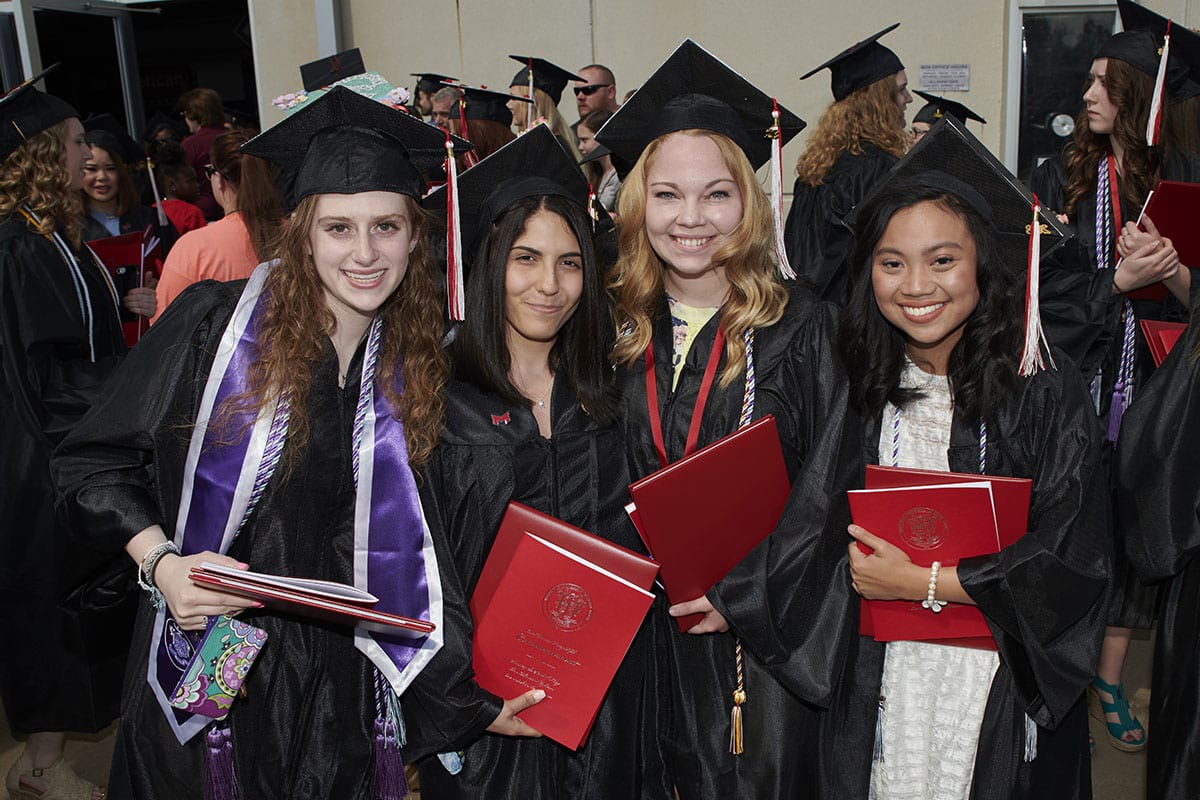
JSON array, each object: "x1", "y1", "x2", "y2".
[
  {"x1": 1089, "y1": 676, "x2": 1147, "y2": 753},
  {"x1": 5, "y1": 756, "x2": 107, "y2": 800}
]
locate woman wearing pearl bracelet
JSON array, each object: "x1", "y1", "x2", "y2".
[{"x1": 833, "y1": 126, "x2": 1110, "y2": 799}]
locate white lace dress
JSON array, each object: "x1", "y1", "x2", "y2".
[{"x1": 869, "y1": 361, "x2": 1000, "y2": 800}]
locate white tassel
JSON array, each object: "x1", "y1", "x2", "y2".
[
  {"x1": 1018, "y1": 197, "x2": 1056, "y2": 376},
  {"x1": 1023, "y1": 713, "x2": 1038, "y2": 762},
  {"x1": 527, "y1": 60, "x2": 535, "y2": 132},
  {"x1": 768, "y1": 101, "x2": 795, "y2": 280},
  {"x1": 144, "y1": 159, "x2": 169, "y2": 227},
  {"x1": 445, "y1": 137, "x2": 465, "y2": 321},
  {"x1": 1146, "y1": 22, "x2": 1171, "y2": 147}
]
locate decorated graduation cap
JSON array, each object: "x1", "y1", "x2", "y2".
[
  {"x1": 508, "y1": 55, "x2": 584, "y2": 105},
  {"x1": 424, "y1": 123, "x2": 607, "y2": 318},
  {"x1": 300, "y1": 48, "x2": 366, "y2": 92},
  {"x1": 854, "y1": 116, "x2": 1073, "y2": 376},
  {"x1": 801, "y1": 23, "x2": 904, "y2": 102},
  {"x1": 241, "y1": 85, "x2": 471, "y2": 202},
  {"x1": 411, "y1": 72, "x2": 458, "y2": 95},
  {"x1": 912, "y1": 91, "x2": 987, "y2": 127},
  {"x1": 0, "y1": 64, "x2": 77, "y2": 165},
  {"x1": 83, "y1": 113, "x2": 145, "y2": 164},
  {"x1": 594, "y1": 38, "x2": 805, "y2": 277}
]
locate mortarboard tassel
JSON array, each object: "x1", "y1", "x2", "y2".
[
  {"x1": 768, "y1": 99, "x2": 796, "y2": 280},
  {"x1": 444, "y1": 132, "x2": 465, "y2": 321},
  {"x1": 457, "y1": 96, "x2": 479, "y2": 169},
  {"x1": 587, "y1": 181, "x2": 598, "y2": 233},
  {"x1": 527, "y1": 58, "x2": 536, "y2": 131},
  {"x1": 144, "y1": 157, "x2": 169, "y2": 227},
  {"x1": 1147, "y1": 20, "x2": 1172, "y2": 146},
  {"x1": 204, "y1": 723, "x2": 240, "y2": 800},
  {"x1": 1018, "y1": 194, "x2": 1056, "y2": 376},
  {"x1": 729, "y1": 640, "x2": 746, "y2": 755}
]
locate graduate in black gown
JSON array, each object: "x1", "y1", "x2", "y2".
[
  {"x1": 52, "y1": 87, "x2": 519, "y2": 800},
  {"x1": 832, "y1": 119, "x2": 1109, "y2": 799},
  {"x1": 1116, "y1": 300, "x2": 1200, "y2": 800},
  {"x1": 0, "y1": 70, "x2": 155, "y2": 800},
  {"x1": 907, "y1": 90, "x2": 987, "y2": 148},
  {"x1": 1029, "y1": 5, "x2": 1200, "y2": 752},
  {"x1": 597, "y1": 41, "x2": 860, "y2": 799},
  {"x1": 784, "y1": 24, "x2": 911, "y2": 304},
  {"x1": 409, "y1": 124, "x2": 671, "y2": 799}
]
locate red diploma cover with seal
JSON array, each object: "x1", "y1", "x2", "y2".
[
  {"x1": 851, "y1": 468, "x2": 1030, "y2": 648},
  {"x1": 471, "y1": 506, "x2": 658, "y2": 749},
  {"x1": 625, "y1": 415, "x2": 791, "y2": 632}
]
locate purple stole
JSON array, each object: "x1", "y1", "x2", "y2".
[{"x1": 148, "y1": 263, "x2": 443, "y2": 743}]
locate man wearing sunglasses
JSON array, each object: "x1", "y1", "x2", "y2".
[{"x1": 574, "y1": 64, "x2": 620, "y2": 119}]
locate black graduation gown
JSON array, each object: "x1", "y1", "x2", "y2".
[
  {"x1": 1031, "y1": 153, "x2": 1200, "y2": 628},
  {"x1": 412, "y1": 377, "x2": 672, "y2": 800},
  {"x1": 0, "y1": 216, "x2": 129, "y2": 734},
  {"x1": 824, "y1": 356, "x2": 1110, "y2": 799},
  {"x1": 1115, "y1": 311, "x2": 1200, "y2": 800},
  {"x1": 52, "y1": 281, "x2": 485, "y2": 800},
  {"x1": 783, "y1": 143, "x2": 897, "y2": 304},
  {"x1": 618, "y1": 285, "x2": 861, "y2": 799}
]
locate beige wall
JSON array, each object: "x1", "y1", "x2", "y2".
[{"x1": 250, "y1": 0, "x2": 1198, "y2": 172}]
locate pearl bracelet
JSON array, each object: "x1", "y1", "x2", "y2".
[
  {"x1": 137, "y1": 540, "x2": 180, "y2": 609},
  {"x1": 921, "y1": 560, "x2": 946, "y2": 613}
]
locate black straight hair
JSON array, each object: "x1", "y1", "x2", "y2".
[
  {"x1": 451, "y1": 193, "x2": 617, "y2": 423},
  {"x1": 838, "y1": 182, "x2": 1022, "y2": 425}
]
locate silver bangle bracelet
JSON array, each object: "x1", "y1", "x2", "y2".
[{"x1": 137, "y1": 540, "x2": 180, "y2": 609}]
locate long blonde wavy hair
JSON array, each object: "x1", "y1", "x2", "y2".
[
  {"x1": 508, "y1": 85, "x2": 583, "y2": 161},
  {"x1": 0, "y1": 119, "x2": 84, "y2": 247},
  {"x1": 794, "y1": 74, "x2": 908, "y2": 187},
  {"x1": 226, "y1": 193, "x2": 448, "y2": 469},
  {"x1": 610, "y1": 130, "x2": 787, "y2": 387}
]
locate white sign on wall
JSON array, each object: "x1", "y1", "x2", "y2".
[{"x1": 919, "y1": 64, "x2": 971, "y2": 92}]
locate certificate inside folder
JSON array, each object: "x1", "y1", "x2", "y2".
[
  {"x1": 627, "y1": 415, "x2": 790, "y2": 632},
  {"x1": 189, "y1": 564, "x2": 434, "y2": 637}
]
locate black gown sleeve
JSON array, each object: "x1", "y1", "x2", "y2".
[
  {"x1": 956, "y1": 359, "x2": 1110, "y2": 729},
  {"x1": 708, "y1": 300, "x2": 862, "y2": 706},
  {"x1": 52, "y1": 279, "x2": 238, "y2": 552},
  {"x1": 1116, "y1": 311, "x2": 1200, "y2": 582}
]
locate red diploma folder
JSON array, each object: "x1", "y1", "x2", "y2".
[
  {"x1": 471, "y1": 531, "x2": 655, "y2": 749},
  {"x1": 857, "y1": 467, "x2": 1033, "y2": 649},
  {"x1": 626, "y1": 415, "x2": 790, "y2": 632},
  {"x1": 472, "y1": 502, "x2": 659, "y2": 620},
  {"x1": 1123, "y1": 180, "x2": 1200, "y2": 300},
  {"x1": 188, "y1": 564, "x2": 435, "y2": 637},
  {"x1": 1139, "y1": 320, "x2": 1187, "y2": 367},
  {"x1": 851, "y1": 482, "x2": 1002, "y2": 644},
  {"x1": 87, "y1": 228, "x2": 160, "y2": 347}
]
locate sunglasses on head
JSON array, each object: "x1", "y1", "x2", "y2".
[{"x1": 574, "y1": 83, "x2": 611, "y2": 97}]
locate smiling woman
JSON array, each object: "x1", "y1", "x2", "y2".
[{"x1": 51, "y1": 87, "x2": 507, "y2": 800}]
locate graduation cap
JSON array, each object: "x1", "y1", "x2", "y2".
[
  {"x1": 508, "y1": 55, "x2": 584, "y2": 104},
  {"x1": 0, "y1": 64, "x2": 77, "y2": 165},
  {"x1": 912, "y1": 91, "x2": 987, "y2": 127},
  {"x1": 453, "y1": 83, "x2": 530, "y2": 126},
  {"x1": 854, "y1": 116, "x2": 1073, "y2": 375},
  {"x1": 580, "y1": 143, "x2": 612, "y2": 166},
  {"x1": 424, "y1": 123, "x2": 604, "y2": 256},
  {"x1": 411, "y1": 72, "x2": 457, "y2": 95},
  {"x1": 240, "y1": 85, "x2": 472, "y2": 203},
  {"x1": 1116, "y1": 0, "x2": 1200, "y2": 101},
  {"x1": 801, "y1": 23, "x2": 904, "y2": 102},
  {"x1": 300, "y1": 48, "x2": 366, "y2": 92},
  {"x1": 83, "y1": 113, "x2": 145, "y2": 164},
  {"x1": 142, "y1": 110, "x2": 186, "y2": 144}
]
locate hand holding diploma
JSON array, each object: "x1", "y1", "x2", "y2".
[
  {"x1": 486, "y1": 689, "x2": 546, "y2": 738},
  {"x1": 668, "y1": 594, "x2": 729, "y2": 634},
  {"x1": 848, "y1": 525, "x2": 974, "y2": 606}
]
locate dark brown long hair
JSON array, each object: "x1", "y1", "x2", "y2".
[
  {"x1": 228, "y1": 193, "x2": 447, "y2": 468},
  {"x1": 1063, "y1": 58, "x2": 1160, "y2": 216},
  {"x1": 210, "y1": 129, "x2": 282, "y2": 261}
]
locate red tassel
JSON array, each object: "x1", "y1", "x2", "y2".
[
  {"x1": 204, "y1": 724, "x2": 240, "y2": 800},
  {"x1": 1018, "y1": 194, "x2": 1055, "y2": 376},
  {"x1": 458, "y1": 96, "x2": 479, "y2": 169}
]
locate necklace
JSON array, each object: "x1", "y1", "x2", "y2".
[{"x1": 530, "y1": 373, "x2": 554, "y2": 409}]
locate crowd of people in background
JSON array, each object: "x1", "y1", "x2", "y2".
[{"x1": 2, "y1": 3, "x2": 1200, "y2": 799}]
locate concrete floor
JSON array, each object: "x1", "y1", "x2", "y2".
[{"x1": 2, "y1": 634, "x2": 1154, "y2": 799}]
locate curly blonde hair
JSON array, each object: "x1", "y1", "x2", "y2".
[
  {"x1": 794, "y1": 74, "x2": 908, "y2": 187},
  {"x1": 0, "y1": 119, "x2": 84, "y2": 247},
  {"x1": 610, "y1": 130, "x2": 787, "y2": 387},
  {"x1": 226, "y1": 193, "x2": 448, "y2": 469}
]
